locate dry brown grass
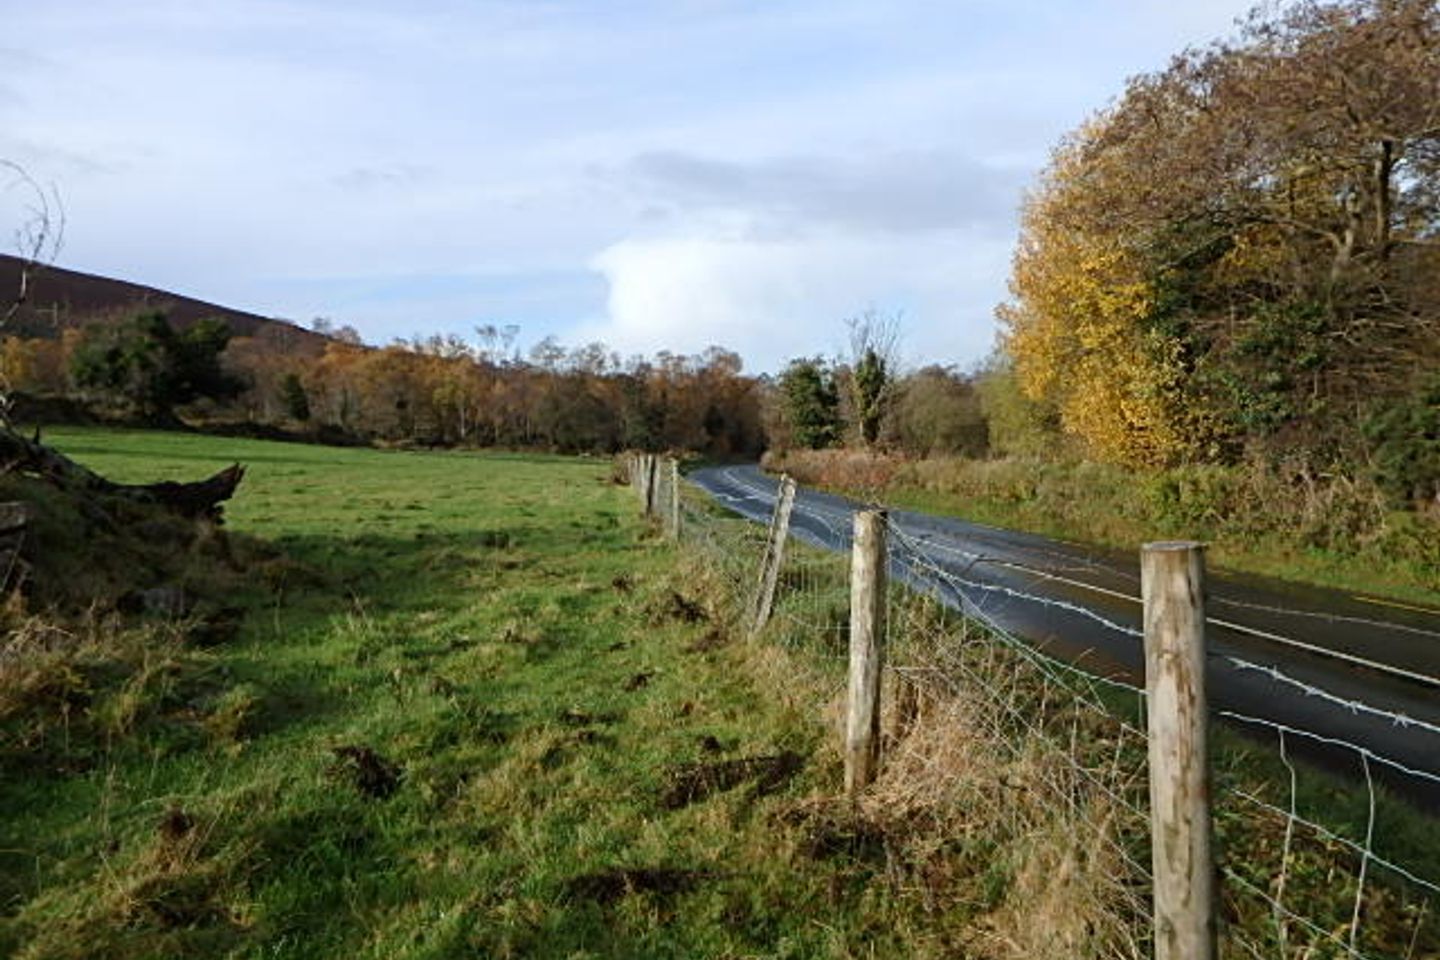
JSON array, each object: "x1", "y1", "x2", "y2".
[
  {"x1": 10, "y1": 796, "x2": 258, "y2": 960},
  {"x1": 788, "y1": 676, "x2": 1149, "y2": 960},
  {"x1": 679, "y1": 523, "x2": 1154, "y2": 959},
  {"x1": 761, "y1": 448, "x2": 904, "y2": 499},
  {"x1": 1, "y1": 614, "x2": 189, "y2": 764}
]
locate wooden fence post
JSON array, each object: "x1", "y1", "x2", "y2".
[
  {"x1": 750, "y1": 474, "x2": 797, "y2": 635},
  {"x1": 667, "y1": 458, "x2": 681, "y2": 540},
  {"x1": 1142, "y1": 540, "x2": 1216, "y2": 960},
  {"x1": 845, "y1": 509, "x2": 887, "y2": 796},
  {"x1": 643, "y1": 454, "x2": 658, "y2": 517}
]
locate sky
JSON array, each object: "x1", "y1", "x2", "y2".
[{"x1": 0, "y1": 0, "x2": 1258, "y2": 373}]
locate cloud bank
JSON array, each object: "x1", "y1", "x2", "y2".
[{"x1": 1, "y1": 0, "x2": 1258, "y2": 371}]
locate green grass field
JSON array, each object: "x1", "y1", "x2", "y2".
[
  {"x1": 6, "y1": 429, "x2": 1437, "y2": 959},
  {"x1": 0, "y1": 428, "x2": 915, "y2": 959}
]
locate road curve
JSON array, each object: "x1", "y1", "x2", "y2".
[{"x1": 691, "y1": 464, "x2": 1440, "y2": 809}]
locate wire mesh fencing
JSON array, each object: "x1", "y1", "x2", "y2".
[
  {"x1": 881, "y1": 518, "x2": 1157, "y2": 956},
  {"x1": 883, "y1": 513, "x2": 1440, "y2": 959},
  {"x1": 636, "y1": 457, "x2": 1440, "y2": 957}
]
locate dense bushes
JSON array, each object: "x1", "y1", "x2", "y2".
[
  {"x1": 1364, "y1": 373, "x2": 1440, "y2": 507},
  {"x1": 70, "y1": 313, "x2": 243, "y2": 422}
]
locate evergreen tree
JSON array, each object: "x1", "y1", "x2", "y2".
[
  {"x1": 71, "y1": 311, "x2": 243, "y2": 420},
  {"x1": 778, "y1": 357, "x2": 841, "y2": 449},
  {"x1": 281, "y1": 372, "x2": 311, "y2": 422}
]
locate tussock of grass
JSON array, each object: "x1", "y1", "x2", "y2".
[{"x1": 0, "y1": 610, "x2": 231, "y2": 776}]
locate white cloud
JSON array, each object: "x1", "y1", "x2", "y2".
[
  {"x1": 1, "y1": 0, "x2": 1262, "y2": 368},
  {"x1": 583, "y1": 227, "x2": 1010, "y2": 373}
]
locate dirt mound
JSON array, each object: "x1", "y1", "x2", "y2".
[
  {"x1": 329, "y1": 745, "x2": 403, "y2": 800},
  {"x1": 0, "y1": 451, "x2": 266, "y2": 779}
]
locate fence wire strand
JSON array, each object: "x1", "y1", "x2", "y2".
[{"x1": 650, "y1": 459, "x2": 1440, "y2": 959}]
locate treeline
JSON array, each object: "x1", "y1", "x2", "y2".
[
  {"x1": 759, "y1": 0, "x2": 1439, "y2": 596},
  {"x1": 767, "y1": 355, "x2": 990, "y2": 459},
  {"x1": 997, "y1": 0, "x2": 1439, "y2": 505},
  {"x1": 1, "y1": 318, "x2": 765, "y2": 457}
]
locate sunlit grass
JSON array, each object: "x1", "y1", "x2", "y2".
[{"x1": 0, "y1": 429, "x2": 885, "y2": 959}]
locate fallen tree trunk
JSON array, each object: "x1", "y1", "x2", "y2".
[{"x1": 0, "y1": 427, "x2": 245, "y2": 521}]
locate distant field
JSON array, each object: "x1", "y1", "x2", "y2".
[{"x1": 0, "y1": 429, "x2": 907, "y2": 959}]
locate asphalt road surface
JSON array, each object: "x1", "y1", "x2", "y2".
[{"x1": 691, "y1": 464, "x2": 1440, "y2": 809}]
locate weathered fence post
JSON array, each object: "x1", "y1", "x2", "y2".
[
  {"x1": 667, "y1": 458, "x2": 681, "y2": 540},
  {"x1": 1141, "y1": 540, "x2": 1216, "y2": 960},
  {"x1": 749, "y1": 474, "x2": 797, "y2": 635},
  {"x1": 643, "y1": 454, "x2": 658, "y2": 517},
  {"x1": 630, "y1": 453, "x2": 642, "y2": 500},
  {"x1": 845, "y1": 509, "x2": 887, "y2": 797}
]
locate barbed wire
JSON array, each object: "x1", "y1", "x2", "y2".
[
  {"x1": 661, "y1": 463, "x2": 1440, "y2": 957},
  {"x1": 1226, "y1": 656, "x2": 1440, "y2": 738}
]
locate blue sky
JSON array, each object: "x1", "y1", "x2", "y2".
[{"x1": 1, "y1": 0, "x2": 1256, "y2": 372}]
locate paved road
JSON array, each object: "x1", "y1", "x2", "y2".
[{"x1": 691, "y1": 464, "x2": 1440, "y2": 808}]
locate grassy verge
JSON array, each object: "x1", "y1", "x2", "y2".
[
  {"x1": 762, "y1": 449, "x2": 1440, "y2": 607},
  {"x1": 0, "y1": 427, "x2": 930, "y2": 959},
  {"x1": 702, "y1": 512, "x2": 1440, "y2": 958}
]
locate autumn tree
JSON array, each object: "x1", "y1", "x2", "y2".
[
  {"x1": 887, "y1": 365, "x2": 988, "y2": 458},
  {"x1": 1000, "y1": 120, "x2": 1217, "y2": 466},
  {"x1": 1002, "y1": 0, "x2": 1440, "y2": 469}
]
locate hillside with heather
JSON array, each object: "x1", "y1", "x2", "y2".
[{"x1": 0, "y1": 253, "x2": 324, "y2": 348}]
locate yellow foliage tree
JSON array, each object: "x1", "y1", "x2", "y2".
[
  {"x1": 1002, "y1": 0, "x2": 1440, "y2": 470},
  {"x1": 1000, "y1": 135, "x2": 1196, "y2": 467}
]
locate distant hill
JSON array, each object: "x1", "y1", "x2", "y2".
[{"x1": 0, "y1": 254, "x2": 328, "y2": 353}]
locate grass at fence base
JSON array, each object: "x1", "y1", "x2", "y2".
[
  {"x1": 679, "y1": 505, "x2": 1156, "y2": 958},
  {"x1": 680, "y1": 492, "x2": 1440, "y2": 958}
]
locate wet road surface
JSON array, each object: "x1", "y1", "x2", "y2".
[{"x1": 691, "y1": 464, "x2": 1440, "y2": 808}]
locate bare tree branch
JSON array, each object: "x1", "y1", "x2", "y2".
[{"x1": 1, "y1": 159, "x2": 66, "y2": 329}]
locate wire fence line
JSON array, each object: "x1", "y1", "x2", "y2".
[
  {"x1": 627, "y1": 456, "x2": 1440, "y2": 958},
  {"x1": 881, "y1": 510, "x2": 1440, "y2": 960}
]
